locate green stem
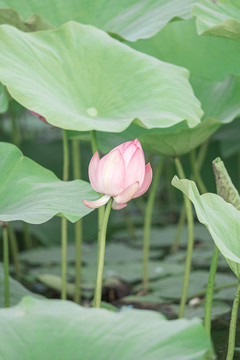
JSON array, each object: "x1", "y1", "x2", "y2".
[
  {"x1": 189, "y1": 281, "x2": 238, "y2": 300},
  {"x1": 91, "y1": 130, "x2": 98, "y2": 154},
  {"x1": 226, "y1": 281, "x2": 240, "y2": 360},
  {"x1": 143, "y1": 156, "x2": 164, "y2": 292},
  {"x1": 170, "y1": 205, "x2": 186, "y2": 254},
  {"x1": 61, "y1": 130, "x2": 69, "y2": 300},
  {"x1": 123, "y1": 208, "x2": 136, "y2": 239},
  {"x1": 174, "y1": 157, "x2": 194, "y2": 319},
  {"x1": 93, "y1": 198, "x2": 113, "y2": 308},
  {"x1": 197, "y1": 139, "x2": 210, "y2": 172},
  {"x1": 9, "y1": 100, "x2": 20, "y2": 147},
  {"x1": 72, "y1": 139, "x2": 82, "y2": 304},
  {"x1": 2, "y1": 223, "x2": 10, "y2": 307},
  {"x1": 204, "y1": 245, "x2": 219, "y2": 335},
  {"x1": 23, "y1": 222, "x2": 33, "y2": 249},
  {"x1": 166, "y1": 159, "x2": 177, "y2": 211},
  {"x1": 190, "y1": 150, "x2": 207, "y2": 194},
  {"x1": 8, "y1": 223, "x2": 20, "y2": 281}
]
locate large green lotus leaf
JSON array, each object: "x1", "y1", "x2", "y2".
[
  {"x1": 0, "y1": 142, "x2": 97, "y2": 224},
  {"x1": 0, "y1": 0, "x2": 199, "y2": 41},
  {"x1": 172, "y1": 176, "x2": 240, "y2": 279},
  {"x1": 0, "y1": 297, "x2": 213, "y2": 360},
  {"x1": 193, "y1": 0, "x2": 240, "y2": 42},
  {"x1": 0, "y1": 83, "x2": 8, "y2": 113},
  {"x1": 89, "y1": 74, "x2": 240, "y2": 156},
  {"x1": 0, "y1": 22, "x2": 202, "y2": 132},
  {"x1": 130, "y1": 18, "x2": 240, "y2": 81}
]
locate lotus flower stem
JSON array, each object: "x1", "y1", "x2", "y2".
[
  {"x1": 8, "y1": 223, "x2": 20, "y2": 281},
  {"x1": 204, "y1": 245, "x2": 219, "y2": 335},
  {"x1": 90, "y1": 130, "x2": 105, "y2": 268},
  {"x1": 93, "y1": 198, "x2": 113, "y2": 308},
  {"x1": 143, "y1": 156, "x2": 164, "y2": 292},
  {"x1": 72, "y1": 138, "x2": 83, "y2": 304},
  {"x1": 61, "y1": 130, "x2": 69, "y2": 300},
  {"x1": 226, "y1": 281, "x2": 240, "y2": 360},
  {"x1": 174, "y1": 157, "x2": 194, "y2": 319},
  {"x1": 2, "y1": 222, "x2": 10, "y2": 307},
  {"x1": 170, "y1": 205, "x2": 186, "y2": 254}
]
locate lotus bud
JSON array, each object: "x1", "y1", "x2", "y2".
[{"x1": 84, "y1": 139, "x2": 152, "y2": 210}]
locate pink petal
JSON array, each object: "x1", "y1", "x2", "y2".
[
  {"x1": 112, "y1": 201, "x2": 127, "y2": 210},
  {"x1": 123, "y1": 148, "x2": 145, "y2": 189},
  {"x1": 88, "y1": 152, "x2": 100, "y2": 192},
  {"x1": 134, "y1": 163, "x2": 152, "y2": 198},
  {"x1": 97, "y1": 149, "x2": 125, "y2": 196},
  {"x1": 114, "y1": 141, "x2": 132, "y2": 155},
  {"x1": 113, "y1": 181, "x2": 139, "y2": 204},
  {"x1": 83, "y1": 195, "x2": 110, "y2": 209},
  {"x1": 113, "y1": 139, "x2": 143, "y2": 168}
]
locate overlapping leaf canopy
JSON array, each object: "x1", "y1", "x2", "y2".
[
  {"x1": 0, "y1": 0, "x2": 199, "y2": 41},
  {"x1": 193, "y1": 0, "x2": 240, "y2": 42},
  {"x1": 123, "y1": 19, "x2": 240, "y2": 155}
]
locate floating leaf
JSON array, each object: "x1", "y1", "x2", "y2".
[
  {"x1": 0, "y1": 0, "x2": 199, "y2": 41},
  {"x1": 193, "y1": 0, "x2": 240, "y2": 42},
  {"x1": 0, "y1": 297, "x2": 214, "y2": 359},
  {"x1": 172, "y1": 176, "x2": 240, "y2": 279},
  {"x1": 0, "y1": 22, "x2": 202, "y2": 132},
  {"x1": 0, "y1": 142, "x2": 97, "y2": 224}
]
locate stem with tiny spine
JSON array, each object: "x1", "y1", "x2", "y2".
[
  {"x1": 61, "y1": 130, "x2": 69, "y2": 300},
  {"x1": 226, "y1": 281, "x2": 240, "y2": 360},
  {"x1": 204, "y1": 245, "x2": 219, "y2": 335},
  {"x1": 93, "y1": 198, "x2": 113, "y2": 308},
  {"x1": 190, "y1": 150, "x2": 207, "y2": 194},
  {"x1": 170, "y1": 205, "x2": 186, "y2": 254},
  {"x1": 2, "y1": 223, "x2": 10, "y2": 307},
  {"x1": 143, "y1": 156, "x2": 164, "y2": 292},
  {"x1": 174, "y1": 157, "x2": 194, "y2": 319},
  {"x1": 8, "y1": 223, "x2": 20, "y2": 280},
  {"x1": 190, "y1": 151, "x2": 219, "y2": 337},
  {"x1": 72, "y1": 138, "x2": 83, "y2": 304}
]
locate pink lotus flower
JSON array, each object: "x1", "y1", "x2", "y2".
[{"x1": 84, "y1": 139, "x2": 152, "y2": 210}]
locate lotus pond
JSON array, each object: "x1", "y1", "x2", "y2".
[{"x1": 0, "y1": 1, "x2": 240, "y2": 359}]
